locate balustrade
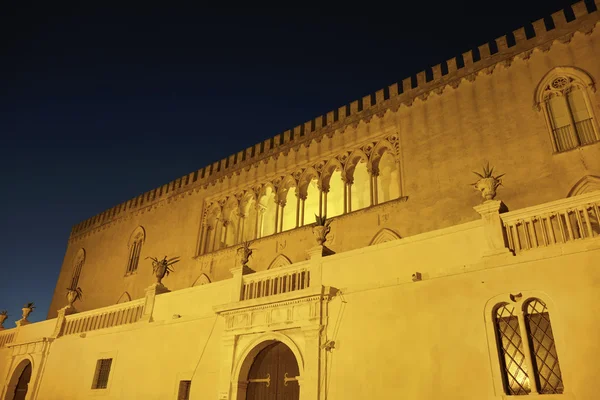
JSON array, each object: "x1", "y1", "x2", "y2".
[
  {"x1": 241, "y1": 263, "x2": 311, "y2": 301},
  {"x1": 62, "y1": 299, "x2": 145, "y2": 336},
  {"x1": 501, "y1": 191, "x2": 600, "y2": 253}
]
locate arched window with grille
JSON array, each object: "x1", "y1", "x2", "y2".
[
  {"x1": 70, "y1": 248, "x2": 86, "y2": 290},
  {"x1": 125, "y1": 226, "x2": 145, "y2": 275},
  {"x1": 535, "y1": 67, "x2": 599, "y2": 153},
  {"x1": 492, "y1": 297, "x2": 564, "y2": 396}
]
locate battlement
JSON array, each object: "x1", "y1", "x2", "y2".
[{"x1": 69, "y1": 0, "x2": 599, "y2": 240}]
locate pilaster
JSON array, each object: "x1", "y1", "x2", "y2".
[
  {"x1": 140, "y1": 283, "x2": 170, "y2": 322},
  {"x1": 473, "y1": 200, "x2": 513, "y2": 257},
  {"x1": 300, "y1": 325, "x2": 323, "y2": 400}
]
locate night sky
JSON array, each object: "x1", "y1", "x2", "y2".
[{"x1": 0, "y1": 0, "x2": 583, "y2": 324}]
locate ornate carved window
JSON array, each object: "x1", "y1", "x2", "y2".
[
  {"x1": 70, "y1": 248, "x2": 86, "y2": 290},
  {"x1": 536, "y1": 67, "x2": 599, "y2": 153},
  {"x1": 126, "y1": 226, "x2": 145, "y2": 275},
  {"x1": 493, "y1": 298, "x2": 564, "y2": 396}
]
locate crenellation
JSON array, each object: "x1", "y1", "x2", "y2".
[
  {"x1": 513, "y1": 26, "x2": 527, "y2": 43},
  {"x1": 462, "y1": 51, "x2": 474, "y2": 68},
  {"x1": 67, "y1": 0, "x2": 599, "y2": 240},
  {"x1": 362, "y1": 95, "x2": 371, "y2": 111},
  {"x1": 446, "y1": 57, "x2": 458, "y2": 74},
  {"x1": 416, "y1": 71, "x2": 426, "y2": 87},
  {"x1": 551, "y1": 9, "x2": 569, "y2": 28},
  {"x1": 478, "y1": 42, "x2": 491, "y2": 60},
  {"x1": 495, "y1": 36, "x2": 508, "y2": 52}
]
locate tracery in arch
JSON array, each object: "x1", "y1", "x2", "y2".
[
  {"x1": 116, "y1": 292, "x2": 131, "y2": 304},
  {"x1": 267, "y1": 254, "x2": 292, "y2": 270},
  {"x1": 346, "y1": 149, "x2": 370, "y2": 212},
  {"x1": 192, "y1": 273, "x2": 211, "y2": 286},
  {"x1": 369, "y1": 228, "x2": 401, "y2": 246},
  {"x1": 567, "y1": 175, "x2": 600, "y2": 197},
  {"x1": 198, "y1": 135, "x2": 407, "y2": 255},
  {"x1": 534, "y1": 66, "x2": 599, "y2": 152}
]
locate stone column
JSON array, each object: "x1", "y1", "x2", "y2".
[
  {"x1": 322, "y1": 187, "x2": 329, "y2": 218},
  {"x1": 279, "y1": 201, "x2": 286, "y2": 232},
  {"x1": 473, "y1": 200, "x2": 512, "y2": 257},
  {"x1": 296, "y1": 194, "x2": 301, "y2": 228}
]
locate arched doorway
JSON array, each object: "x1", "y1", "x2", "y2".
[
  {"x1": 244, "y1": 341, "x2": 300, "y2": 400},
  {"x1": 5, "y1": 360, "x2": 32, "y2": 400}
]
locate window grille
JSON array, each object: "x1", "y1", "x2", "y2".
[
  {"x1": 524, "y1": 299, "x2": 564, "y2": 394},
  {"x1": 539, "y1": 72, "x2": 600, "y2": 152},
  {"x1": 495, "y1": 304, "x2": 530, "y2": 395},
  {"x1": 493, "y1": 298, "x2": 564, "y2": 396},
  {"x1": 92, "y1": 358, "x2": 112, "y2": 389},
  {"x1": 177, "y1": 380, "x2": 191, "y2": 400}
]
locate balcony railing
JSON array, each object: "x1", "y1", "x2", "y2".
[
  {"x1": 242, "y1": 262, "x2": 311, "y2": 301},
  {"x1": 0, "y1": 330, "x2": 15, "y2": 348},
  {"x1": 501, "y1": 191, "x2": 600, "y2": 253},
  {"x1": 63, "y1": 299, "x2": 145, "y2": 336}
]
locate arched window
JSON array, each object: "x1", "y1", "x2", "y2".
[
  {"x1": 70, "y1": 248, "x2": 86, "y2": 290},
  {"x1": 126, "y1": 227, "x2": 145, "y2": 275},
  {"x1": 536, "y1": 67, "x2": 599, "y2": 152},
  {"x1": 493, "y1": 298, "x2": 564, "y2": 396}
]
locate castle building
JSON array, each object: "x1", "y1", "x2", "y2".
[{"x1": 1, "y1": 2, "x2": 600, "y2": 399}]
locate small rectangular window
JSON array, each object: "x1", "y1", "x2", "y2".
[
  {"x1": 178, "y1": 380, "x2": 191, "y2": 400},
  {"x1": 92, "y1": 358, "x2": 113, "y2": 389}
]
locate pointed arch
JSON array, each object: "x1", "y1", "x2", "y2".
[
  {"x1": 319, "y1": 157, "x2": 343, "y2": 190},
  {"x1": 567, "y1": 175, "x2": 600, "y2": 197},
  {"x1": 298, "y1": 167, "x2": 319, "y2": 198},
  {"x1": 116, "y1": 292, "x2": 132, "y2": 304},
  {"x1": 125, "y1": 226, "x2": 146, "y2": 275},
  {"x1": 276, "y1": 175, "x2": 297, "y2": 202},
  {"x1": 70, "y1": 248, "x2": 86, "y2": 290},
  {"x1": 534, "y1": 66, "x2": 599, "y2": 152},
  {"x1": 344, "y1": 149, "x2": 369, "y2": 181},
  {"x1": 267, "y1": 254, "x2": 292, "y2": 270},
  {"x1": 192, "y1": 273, "x2": 211, "y2": 286},
  {"x1": 368, "y1": 140, "x2": 397, "y2": 172},
  {"x1": 534, "y1": 66, "x2": 595, "y2": 110},
  {"x1": 369, "y1": 228, "x2": 401, "y2": 246}
]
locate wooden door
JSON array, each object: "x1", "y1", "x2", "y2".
[
  {"x1": 246, "y1": 342, "x2": 300, "y2": 400},
  {"x1": 13, "y1": 363, "x2": 32, "y2": 400}
]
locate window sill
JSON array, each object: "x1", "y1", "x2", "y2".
[{"x1": 501, "y1": 392, "x2": 573, "y2": 399}]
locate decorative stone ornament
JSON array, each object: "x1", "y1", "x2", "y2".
[
  {"x1": 473, "y1": 162, "x2": 505, "y2": 202},
  {"x1": 312, "y1": 214, "x2": 332, "y2": 246},
  {"x1": 236, "y1": 241, "x2": 254, "y2": 267},
  {"x1": 17, "y1": 302, "x2": 36, "y2": 326},
  {"x1": 0, "y1": 310, "x2": 8, "y2": 330},
  {"x1": 146, "y1": 256, "x2": 180, "y2": 285},
  {"x1": 66, "y1": 287, "x2": 83, "y2": 308}
]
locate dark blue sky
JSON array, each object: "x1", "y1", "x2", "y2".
[{"x1": 0, "y1": 1, "x2": 581, "y2": 324}]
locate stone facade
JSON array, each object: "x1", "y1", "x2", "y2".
[{"x1": 1, "y1": 2, "x2": 600, "y2": 399}]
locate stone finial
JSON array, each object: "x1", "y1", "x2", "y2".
[
  {"x1": 236, "y1": 241, "x2": 254, "y2": 268},
  {"x1": 312, "y1": 214, "x2": 332, "y2": 246},
  {"x1": 146, "y1": 256, "x2": 180, "y2": 285},
  {"x1": 0, "y1": 310, "x2": 8, "y2": 330},
  {"x1": 472, "y1": 162, "x2": 504, "y2": 202},
  {"x1": 17, "y1": 302, "x2": 35, "y2": 326},
  {"x1": 66, "y1": 287, "x2": 83, "y2": 308}
]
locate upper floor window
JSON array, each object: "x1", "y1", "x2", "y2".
[
  {"x1": 91, "y1": 358, "x2": 113, "y2": 389},
  {"x1": 494, "y1": 298, "x2": 564, "y2": 396},
  {"x1": 70, "y1": 248, "x2": 86, "y2": 290},
  {"x1": 126, "y1": 226, "x2": 145, "y2": 275},
  {"x1": 536, "y1": 67, "x2": 599, "y2": 153}
]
